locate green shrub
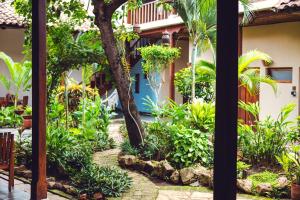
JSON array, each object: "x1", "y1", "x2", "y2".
[
  {"x1": 238, "y1": 101, "x2": 298, "y2": 165},
  {"x1": 121, "y1": 139, "x2": 140, "y2": 156},
  {"x1": 237, "y1": 161, "x2": 251, "y2": 179},
  {"x1": 0, "y1": 106, "x2": 23, "y2": 127},
  {"x1": 72, "y1": 164, "x2": 132, "y2": 197},
  {"x1": 248, "y1": 171, "x2": 279, "y2": 189},
  {"x1": 188, "y1": 100, "x2": 215, "y2": 133},
  {"x1": 170, "y1": 125, "x2": 213, "y2": 168}
]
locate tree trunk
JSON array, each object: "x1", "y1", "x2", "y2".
[
  {"x1": 93, "y1": 0, "x2": 145, "y2": 147},
  {"x1": 191, "y1": 40, "x2": 198, "y2": 102}
]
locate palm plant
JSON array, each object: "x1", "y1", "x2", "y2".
[
  {"x1": 196, "y1": 50, "x2": 277, "y2": 95},
  {"x1": 0, "y1": 52, "x2": 32, "y2": 107},
  {"x1": 172, "y1": 0, "x2": 216, "y2": 102},
  {"x1": 171, "y1": 0, "x2": 254, "y2": 101}
]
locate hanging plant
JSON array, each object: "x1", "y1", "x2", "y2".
[
  {"x1": 138, "y1": 45, "x2": 180, "y2": 99},
  {"x1": 138, "y1": 45, "x2": 180, "y2": 74}
]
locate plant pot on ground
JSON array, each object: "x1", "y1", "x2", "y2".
[
  {"x1": 22, "y1": 106, "x2": 32, "y2": 129},
  {"x1": 292, "y1": 184, "x2": 300, "y2": 200}
]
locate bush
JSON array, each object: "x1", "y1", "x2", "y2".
[
  {"x1": 174, "y1": 64, "x2": 214, "y2": 102},
  {"x1": 120, "y1": 139, "x2": 139, "y2": 156},
  {"x1": 72, "y1": 164, "x2": 132, "y2": 197},
  {"x1": 169, "y1": 125, "x2": 213, "y2": 168},
  {"x1": 238, "y1": 101, "x2": 299, "y2": 165},
  {"x1": 0, "y1": 106, "x2": 23, "y2": 128}
]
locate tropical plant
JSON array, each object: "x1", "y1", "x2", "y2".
[
  {"x1": 139, "y1": 45, "x2": 180, "y2": 98},
  {"x1": 238, "y1": 101, "x2": 299, "y2": 165},
  {"x1": 177, "y1": 50, "x2": 277, "y2": 97},
  {"x1": 188, "y1": 99, "x2": 215, "y2": 133},
  {"x1": 170, "y1": 125, "x2": 213, "y2": 168},
  {"x1": 72, "y1": 165, "x2": 132, "y2": 197},
  {"x1": 0, "y1": 106, "x2": 23, "y2": 128},
  {"x1": 277, "y1": 145, "x2": 300, "y2": 185},
  {"x1": 171, "y1": 0, "x2": 216, "y2": 101},
  {"x1": 174, "y1": 63, "x2": 214, "y2": 102},
  {"x1": 0, "y1": 52, "x2": 32, "y2": 107}
]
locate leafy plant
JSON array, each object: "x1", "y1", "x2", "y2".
[
  {"x1": 188, "y1": 99, "x2": 215, "y2": 133},
  {"x1": 237, "y1": 161, "x2": 251, "y2": 179},
  {"x1": 0, "y1": 106, "x2": 23, "y2": 127},
  {"x1": 277, "y1": 145, "x2": 300, "y2": 185},
  {"x1": 248, "y1": 171, "x2": 279, "y2": 188},
  {"x1": 0, "y1": 52, "x2": 32, "y2": 107},
  {"x1": 121, "y1": 139, "x2": 140, "y2": 156},
  {"x1": 72, "y1": 165, "x2": 132, "y2": 197},
  {"x1": 238, "y1": 101, "x2": 298, "y2": 165},
  {"x1": 170, "y1": 125, "x2": 213, "y2": 168},
  {"x1": 24, "y1": 106, "x2": 32, "y2": 115}
]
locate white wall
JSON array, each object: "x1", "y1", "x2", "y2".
[
  {"x1": 0, "y1": 28, "x2": 30, "y2": 104},
  {"x1": 158, "y1": 39, "x2": 189, "y2": 104},
  {"x1": 243, "y1": 22, "x2": 300, "y2": 120}
]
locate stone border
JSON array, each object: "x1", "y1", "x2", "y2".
[
  {"x1": 118, "y1": 154, "x2": 290, "y2": 198},
  {"x1": 13, "y1": 165, "x2": 105, "y2": 200}
]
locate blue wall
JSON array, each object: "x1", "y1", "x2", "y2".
[{"x1": 117, "y1": 59, "x2": 157, "y2": 113}]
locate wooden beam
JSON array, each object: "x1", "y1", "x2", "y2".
[
  {"x1": 214, "y1": 0, "x2": 238, "y2": 199},
  {"x1": 169, "y1": 32, "x2": 175, "y2": 100},
  {"x1": 31, "y1": 0, "x2": 47, "y2": 199}
]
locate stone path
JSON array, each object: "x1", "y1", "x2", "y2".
[{"x1": 93, "y1": 119, "x2": 268, "y2": 200}]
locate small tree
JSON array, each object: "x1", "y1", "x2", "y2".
[
  {"x1": 139, "y1": 45, "x2": 180, "y2": 100},
  {"x1": 0, "y1": 52, "x2": 32, "y2": 107}
]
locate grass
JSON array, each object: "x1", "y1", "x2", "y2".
[{"x1": 247, "y1": 171, "x2": 279, "y2": 188}]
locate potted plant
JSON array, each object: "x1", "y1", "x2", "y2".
[
  {"x1": 277, "y1": 145, "x2": 300, "y2": 200},
  {"x1": 23, "y1": 106, "x2": 32, "y2": 129},
  {"x1": 14, "y1": 105, "x2": 24, "y2": 115}
]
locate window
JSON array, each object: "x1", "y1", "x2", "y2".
[
  {"x1": 135, "y1": 74, "x2": 140, "y2": 93},
  {"x1": 266, "y1": 67, "x2": 292, "y2": 83}
]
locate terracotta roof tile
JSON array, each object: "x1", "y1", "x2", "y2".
[
  {"x1": 0, "y1": 0, "x2": 25, "y2": 27},
  {"x1": 274, "y1": 0, "x2": 300, "y2": 11}
]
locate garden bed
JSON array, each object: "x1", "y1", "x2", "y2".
[{"x1": 118, "y1": 154, "x2": 290, "y2": 199}]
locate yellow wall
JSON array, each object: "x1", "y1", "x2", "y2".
[{"x1": 243, "y1": 21, "x2": 300, "y2": 120}]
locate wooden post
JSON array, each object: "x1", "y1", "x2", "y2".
[
  {"x1": 169, "y1": 32, "x2": 175, "y2": 100},
  {"x1": 213, "y1": 0, "x2": 238, "y2": 199},
  {"x1": 31, "y1": 0, "x2": 47, "y2": 199}
]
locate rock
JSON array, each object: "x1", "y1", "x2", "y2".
[
  {"x1": 170, "y1": 170, "x2": 180, "y2": 184},
  {"x1": 160, "y1": 160, "x2": 175, "y2": 177},
  {"x1": 66, "y1": 186, "x2": 78, "y2": 195},
  {"x1": 54, "y1": 182, "x2": 64, "y2": 190},
  {"x1": 79, "y1": 194, "x2": 87, "y2": 200},
  {"x1": 93, "y1": 192, "x2": 104, "y2": 200},
  {"x1": 180, "y1": 167, "x2": 197, "y2": 185},
  {"x1": 193, "y1": 166, "x2": 211, "y2": 186},
  {"x1": 190, "y1": 181, "x2": 200, "y2": 187},
  {"x1": 46, "y1": 177, "x2": 56, "y2": 182},
  {"x1": 277, "y1": 176, "x2": 289, "y2": 189},
  {"x1": 22, "y1": 170, "x2": 32, "y2": 178},
  {"x1": 237, "y1": 179, "x2": 252, "y2": 194},
  {"x1": 118, "y1": 155, "x2": 137, "y2": 167},
  {"x1": 47, "y1": 181, "x2": 56, "y2": 189},
  {"x1": 144, "y1": 161, "x2": 160, "y2": 174},
  {"x1": 133, "y1": 159, "x2": 146, "y2": 171},
  {"x1": 256, "y1": 183, "x2": 273, "y2": 195}
]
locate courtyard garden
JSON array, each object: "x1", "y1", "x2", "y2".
[{"x1": 0, "y1": 0, "x2": 300, "y2": 199}]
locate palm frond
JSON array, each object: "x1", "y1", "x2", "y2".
[{"x1": 238, "y1": 50, "x2": 272, "y2": 73}]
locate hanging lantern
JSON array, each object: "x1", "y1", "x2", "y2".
[{"x1": 162, "y1": 31, "x2": 170, "y2": 46}]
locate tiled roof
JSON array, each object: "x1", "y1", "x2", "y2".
[
  {"x1": 0, "y1": 0, "x2": 25, "y2": 27},
  {"x1": 274, "y1": 0, "x2": 300, "y2": 11}
]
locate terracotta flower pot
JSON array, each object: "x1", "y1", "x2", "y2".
[
  {"x1": 15, "y1": 110, "x2": 24, "y2": 115},
  {"x1": 291, "y1": 183, "x2": 300, "y2": 200},
  {"x1": 23, "y1": 115, "x2": 32, "y2": 129}
]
